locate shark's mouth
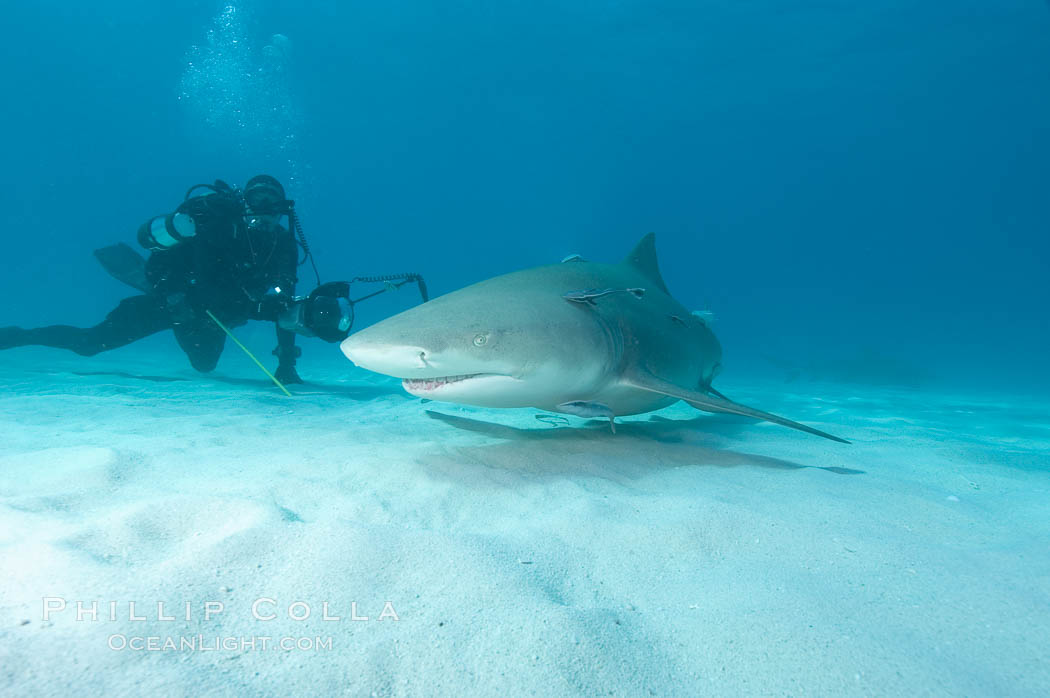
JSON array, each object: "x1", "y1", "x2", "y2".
[{"x1": 403, "y1": 373, "x2": 497, "y2": 392}]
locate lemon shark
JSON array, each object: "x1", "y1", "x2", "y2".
[{"x1": 341, "y1": 234, "x2": 847, "y2": 442}]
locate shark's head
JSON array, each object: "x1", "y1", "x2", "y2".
[{"x1": 340, "y1": 270, "x2": 614, "y2": 408}]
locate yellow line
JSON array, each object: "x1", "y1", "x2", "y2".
[{"x1": 205, "y1": 309, "x2": 292, "y2": 397}]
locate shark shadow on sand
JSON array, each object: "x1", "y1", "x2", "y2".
[{"x1": 424, "y1": 410, "x2": 863, "y2": 481}]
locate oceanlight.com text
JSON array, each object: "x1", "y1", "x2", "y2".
[{"x1": 108, "y1": 634, "x2": 333, "y2": 652}]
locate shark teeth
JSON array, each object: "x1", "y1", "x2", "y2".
[{"x1": 403, "y1": 374, "x2": 485, "y2": 392}]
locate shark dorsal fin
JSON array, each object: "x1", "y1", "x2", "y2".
[{"x1": 622, "y1": 233, "x2": 670, "y2": 295}]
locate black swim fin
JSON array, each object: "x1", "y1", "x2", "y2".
[{"x1": 94, "y1": 243, "x2": 150, "y2": 293}]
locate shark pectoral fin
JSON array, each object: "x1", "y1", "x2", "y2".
[
  {"x1": 624, "y1": 370, "x2": 850, "y2": 444},
  {"x1": 557, "y1": 401, "x2": 617, "y2": 434}
]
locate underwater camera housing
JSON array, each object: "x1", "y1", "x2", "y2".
[
  {"x1": 278, "y1": 282, "x2": 355, "y2": 343},
  {"x1": 278, "y1": 275, "x2": 430, "y2": 343}
]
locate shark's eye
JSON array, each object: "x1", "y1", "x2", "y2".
[{"x1": 473, "y1": 333, "x2": 488, "y2": 347}]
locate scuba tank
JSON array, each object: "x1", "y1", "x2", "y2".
[
  {"x1": 137, "y1": 212, "x2": 197, "y2": 250},
  {"x1": 137, "y1": 180, "x2": 241, "y2": 251}
]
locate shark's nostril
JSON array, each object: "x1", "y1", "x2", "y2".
[{"x1": 417, "y1": 351, "x2": 428, "y2": 368}]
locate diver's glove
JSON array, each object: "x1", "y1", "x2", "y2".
[{"x1": 256, "y1": 286, "x2": 295, "y2": 321}]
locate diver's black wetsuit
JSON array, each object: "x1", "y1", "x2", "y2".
[{"x1": 0, "y1": 190, "x2": 300, "y2": 377}]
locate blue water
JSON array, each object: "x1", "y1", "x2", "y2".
[
  {"x1": 1, "y1": 0, "x2": 1047, "y2": 391},
  {"x1": 0, "y1": 2, "x2": 1048, "y2": 695}
]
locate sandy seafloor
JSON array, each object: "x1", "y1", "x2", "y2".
[{"x1": 0, "y1": 345, "x2": 1047, "y2": 697}]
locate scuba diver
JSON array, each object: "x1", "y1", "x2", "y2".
[{"x1": 0, "y1": 175, "x2": 427, "y2": 385}]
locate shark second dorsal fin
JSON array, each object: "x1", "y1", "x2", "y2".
[{"x1": 623, "y1": 233, "x2": 670, "y2": 295}]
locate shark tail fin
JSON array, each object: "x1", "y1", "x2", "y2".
[
  {"x1": 626, "y1": 369, "x2": 850, "y2": 443},
  {"x1": 622, "y1": 233, "x2": 670, "y2": 295}
]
